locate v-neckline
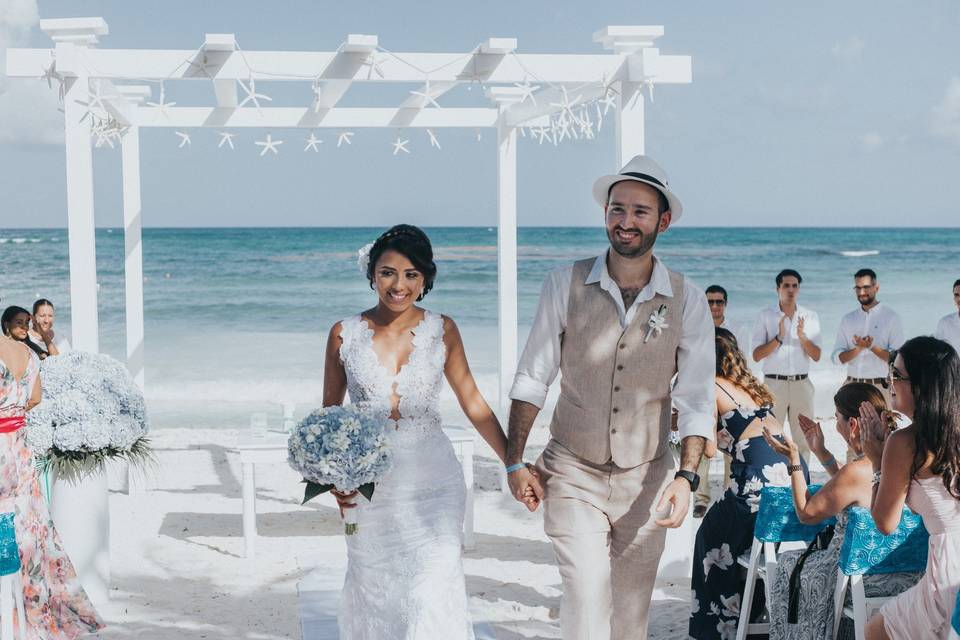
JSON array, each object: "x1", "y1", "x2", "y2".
[{"x1": 359, "y1": 311, "x2": 429, "y2": 380}]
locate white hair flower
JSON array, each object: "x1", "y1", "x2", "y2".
[{"x1": 357, "y1": 242, "x2": 374, "y2": 274}]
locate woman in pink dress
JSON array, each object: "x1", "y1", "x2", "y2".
[
  {"x1": 861, "y1": 336, "x2": 960, "y2": 640},
  {"x1": 0, "y1": 308, "x2": 104, "y2": 638}
]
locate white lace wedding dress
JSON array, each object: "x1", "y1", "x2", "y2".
[{"x1": 337, "y1": 310, "x2": 476, "y2": 640}]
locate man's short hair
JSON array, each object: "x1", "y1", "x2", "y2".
[
  {"x1": 606, "y1": 182, "x2": 670, "y2": 215},
  {"x1": 854, "y1": 268, "x2": 877, "y2": 282},
  {"x1": 705, "y1": 285, "x2": 728, "y2": 301},
  {"x1": 776, "y1": 269, "x2": 802, "y2": 286},
  {"x1": 953, "y1": 278, "x2": 960, "y2": 290}
]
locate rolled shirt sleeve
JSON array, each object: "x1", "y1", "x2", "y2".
[
  {"x1": 832, "y1": 321, "x2": 852, "y2": 365},
  {"x1": 805, "y1": 311, "x2": 822, "y2": 347},
  {"x1": 508, "y1": 267, "x2": 570, "y2": 409},
  {"x1": 674, "y1": 281, "x2": 717, "y2": 441},
  {"x1": 888, "y1": 312, "x2": 905, "y2": 351}
]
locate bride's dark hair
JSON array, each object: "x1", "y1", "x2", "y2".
[{"x1": 366, "y1": 224, "x2": 437, "y2": 301}]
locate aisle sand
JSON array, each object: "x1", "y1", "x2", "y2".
[{"x1": 94, "y1": 408, "x2": 843, "y2": 639}]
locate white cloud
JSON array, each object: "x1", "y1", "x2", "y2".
[
  {"x1": 831, "y1": 36, "x2": 865, "y2": 65},
  {"x1": 931, "y1": 77, "x2": 960, "y2": 145},
  {"x1": 861, "y1": 131, "x2": 884, "y2": 152},
  {"x1": 0, "y1": 0, "x2": 63, "y2": 146}
]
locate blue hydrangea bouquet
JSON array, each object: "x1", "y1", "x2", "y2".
[
  {"x1": 26, "y1": 352, "x2": 151, "y2": 479},
  {"x1": 287, "y1": 405, "x2": 391, "y2": 534}
]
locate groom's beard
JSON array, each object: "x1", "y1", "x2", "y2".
[{"x1": 607, "y1": 225, "x2": 659, "y2": 258}]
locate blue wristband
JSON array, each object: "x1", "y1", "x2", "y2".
[{"x1": 505, "y1": 463, "x2": 526, "y2": 474}]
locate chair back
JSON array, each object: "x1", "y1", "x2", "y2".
[
  {"x1": 753, "y1": 484, "x2": 836, "y2": 543},
  {"x1": 0, "y1": 512, "x2": 19, "y2": 577},
  {"x1": 839, "y1": 506, "x2": 928, "y2": 576}
]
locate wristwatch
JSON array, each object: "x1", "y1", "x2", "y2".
[{"x1": 674, "y1": 470, "x2": 700, "y2": 492}]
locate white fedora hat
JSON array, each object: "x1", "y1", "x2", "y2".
[{"x1": 592, "y1": 155, "x2": 683, "y2": 221}]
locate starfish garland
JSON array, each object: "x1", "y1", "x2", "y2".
[
  {"x1": 175, "y1": 131, "x2": 192, "y2": 148},
  {"x1": 217, "y1": 132, "x2": 236, "y2": 149},
  {"x1": 409, "y1": 79, "x2": 443, "y2": 109},
  {"x1": 146, "y1": 82, "x2": 177, "y2": 120},
  {"x1": 255, "y1": 133, "x2": 283, "y2": 156},
  {"x1": 392, "y1": 136, "x2": 410, "y2": 155},
  {"x1": 238, "y1": 78, "x2": 272, "y2": 112},
  {"x1": 513, "y1": 79, "x2": 540, "y2": 106},
  {"x1": 304, "y1": 131, "x2": 322, "y2": 152},
  {"x1": 336, "y1": 131, "x2": 354, "y2": 147},
  {"x1": 426, "y1": 129, "x2": 441, "y2": 150}
]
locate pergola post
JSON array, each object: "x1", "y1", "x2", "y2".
[
  {"x1": 60, "y1": 50, "x2": 101, "y2": 353},
  {"x1": 121, "y1": 125, "x2": 145, "y2": 390},
  {"x1": 614, "y1": 81, "x2": 645, "y2": 166},
  {"x1": 496, "y1": 120, "x2": 518, "y2": 411}
]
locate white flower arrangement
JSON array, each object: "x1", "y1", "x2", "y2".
[
  {"x1": 357, "y1": 242, "x2": 374, "y2": 274},
  {"x1": 287, "y1": 404, "x2": 391, "y2": 534},
  {"x1": 26, "y1": 351, "x2": 151, "y2": 478},
  {"x1": 644, "y1": 304, "x2": 670, "y2": 343}
]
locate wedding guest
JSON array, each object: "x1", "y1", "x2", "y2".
[
  {"x1": 29, "y1": 298, "x2": 70, "y2": 358},
  {"x1": 689, "y1": 328, "x2": 808, "y2": 640},
  {"x1": 935, "y1": 279, "x2": 960, "y2": 353},
  {"x1": 1, "y1": 306, "x2": 45, "y2": 359},
  {"x1": 862, "y1": 336, "x2": 960, "y2": 640},
  {"x1": 752, "y1": 269, "x2": 822, "y2": 463},
  {"x1": 832, "y1": 269, "x2": 904, "y2": 406},
  {"x1": 0, "y1": 311, "x2": 104, "y2": 636},
  {"x1": 763, "y1": 383, "x2": 921, "y2": 640}
]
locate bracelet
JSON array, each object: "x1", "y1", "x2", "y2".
[
  {"x1": 505, "y1": 463, "x2": 527, "y2": 474},
  {"x1": 872, "y1": 470, "x2": 882, "y2": 486},
  {"x1": 787, "y1": 464, "x2": 804, "y2": 475},
  {"x1": 820, "y1": 456, "x2": 837, "y2": 467},
  {"x1": 774, "y1": 336, "x2": 783, "y2": 345}
]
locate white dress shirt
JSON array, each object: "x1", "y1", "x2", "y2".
[
  {"x1": 935, "y1": 312, "x2": 960, "y2": 354},
  {"x1": 509, "y1": 253, "x2": 716, "y2": 442},
  {"x1": 751, "y1": 304, "x2": 821, "y2": 376},
  {"x1": 831, "y1": 303, "x2": 904, "y2": 378}
]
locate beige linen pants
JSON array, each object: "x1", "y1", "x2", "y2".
[
  {"x1": 765, "y1": 377, "x2": 815, "y2": 462},
  {"x1": 536, "y1": 439, "x2": 674, "y2": 640}
]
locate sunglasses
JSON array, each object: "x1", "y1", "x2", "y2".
[
  {"x1": 889, "y1": 367, "x2": 910, "y2": 382},
  {"x1": 707, "y1": 299, "x2": 726, "y2": 306}
]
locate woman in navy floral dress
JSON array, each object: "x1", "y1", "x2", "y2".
[{"x1": 689, "y1": 328, "x2": 809, "y2": 640}]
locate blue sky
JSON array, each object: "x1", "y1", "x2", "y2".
[{"x1": 1, "y1": 0, "x2": 959, "y2": 228}]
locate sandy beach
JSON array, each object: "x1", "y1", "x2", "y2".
[{"x1": 92, "y1": 405, "x2": 840, "y2": 640}]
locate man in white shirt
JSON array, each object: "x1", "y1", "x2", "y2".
[
  {"x1": 751, "y1": 269, "x2": 822, "y2": 462},
  {"x1": 935, "y1": 279, "x2": 960, "y2": 354},
  {"x1": 505, "y1": 155, "x2": 715, "y2": 640},
  {"x1": 832, "y1": 268, "x2": 904, "y2": 406}
]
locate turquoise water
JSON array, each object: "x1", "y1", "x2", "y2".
[{"x1": 1, "y1": 227, "x2": 957, "y2": 428}]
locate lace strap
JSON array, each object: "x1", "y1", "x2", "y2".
[{"x1": 715, "y1": 382, "x2": 743, "y2": 408}]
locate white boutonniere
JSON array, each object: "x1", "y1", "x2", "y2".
[
  {"x1": 644, "y1": 304, "x2": 669, "y2": 343},
  {"x1": 357, "y1": 242, "x2": 374, "y2": 274}
]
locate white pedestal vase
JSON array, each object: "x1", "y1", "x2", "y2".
[{"x1": 49, "y1": 461, "x2": 110, "y2": 608}]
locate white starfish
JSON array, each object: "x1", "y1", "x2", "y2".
[
  {"x1": 146, "y1": 82, "x2": 177, "y2": 119},
  {"x1": 217, "y1": 132, "x2": 236, "y2": 149},
  {"x1": 336, "y1": 131, "x2": 354, "y2": 147},
  {"x1": 600, "y1": 73, "x2": 621, "y2": 99},
  {"x1": 599, "y1": 92, "x2": 617, "y2": 116},
  {"x1": 238, "y1": 78, "x2": 272, "y2": 112},
  {"x1": 643, "y1": 77, "x2": 656, "y2": 102},
  {"x1": 311, "y1": 79, "x2": 324, "y2": 113},
  {"x1": 426, "y1": 129, "x2": 441, "y2": 150},
  {"x1": 175, "y1": 131, "x2": 192, "y2": 148},
  {"x1": 409, "y1": 79, "x2": 442, "y2": 109},
  {"x1": 392, "y1": 136, "x2": 410, "y2": 155},
  {"x1": 188, "y1": 52, "x2": 216, "y2": 79},
  {"x1": 255, "y1": 133, "x2": 283, "y2": 156},
  {"x1": 304, "y1": 131, "x2": 323, "y2": 152},
  {"x1": 360, "y1": 52, "x2": 385, "y2": 79},
  {"x1": 533, "y1": 125, "x2": 551, "y2": 145},
  {"x1": 39, "y1": 58, "x2": 61, "y2": 90},
  {"x1": 549, "y1": 87, "x2": 584, "y2": 125},
  {"x1": 513, "y1": 79, "x2": 540, "y2": 106},
  {"x1": 74, "y1": 81, "x2": 111, "y2": 124}
]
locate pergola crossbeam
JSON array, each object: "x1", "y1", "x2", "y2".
[{"x1": 136, "y1": 106, "x2": 498, "y2": 128}]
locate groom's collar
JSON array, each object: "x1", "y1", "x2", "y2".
[{"x1": 585, "y1": 252, "x2": 675, "y2": 298}]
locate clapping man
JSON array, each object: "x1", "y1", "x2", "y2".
[
  {"x1": 751, "y1": 269, "x2": 822, "y2": 462},
  {"x1": 832, "y1": 268, "x2": 904, "y2": 405}
]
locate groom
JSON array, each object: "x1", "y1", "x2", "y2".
[{"x1": 506, "y1": 156, "x2": 715, "y2": 639}]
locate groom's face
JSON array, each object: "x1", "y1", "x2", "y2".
[{"x1": 604, "y1": 181, "x2": 671, "y2": 258}]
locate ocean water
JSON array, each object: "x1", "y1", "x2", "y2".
[{"x1": 1, "y1": 226, "x2": 958, "y2": 429}]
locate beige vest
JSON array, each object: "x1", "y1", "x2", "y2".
[{"x1": 548, "y1": 258, "x2": 685, "y2": 468}]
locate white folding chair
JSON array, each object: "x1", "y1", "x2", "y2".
[
  {"x1": 736, "y1": 485, "x2": 834, "y2": 640},
  {"x1": 832, "y1": 505, "x2": 928, "y2": 640}
]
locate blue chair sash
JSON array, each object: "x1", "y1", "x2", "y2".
[
  {"x1": 0, "y1": 512, "x2": 20, "y2": 577},
  {"x1": 754, "y1": 484, "x2": 836, "y2": 543},
  {"x1": 952, "y1": 588, "x2": 960, "y2": 634},
  {"x1": 839, "y1": 505, "x2": 928, "y2": 576}
]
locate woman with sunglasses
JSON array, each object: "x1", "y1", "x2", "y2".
[{"x1": 861, "y1": 337, "x2": 960, "y2": 640}]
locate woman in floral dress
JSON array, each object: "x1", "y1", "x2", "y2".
[
  {"x1": 689, "y1": 328, "x2": 809, "y2": 640},
  {"x1": 0, "y1": 311, "x2": 103, "y2": 638}
]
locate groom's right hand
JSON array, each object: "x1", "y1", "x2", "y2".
[{"x1": 507, "y1": 466, "x2": 545, "y2": 512}]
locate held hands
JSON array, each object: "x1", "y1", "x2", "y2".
[
  {"x1": 853, "y1": 335, "x2": 874, "y2": 350},
  {"x1": 507, "y1": 465, "x2": 545, "y2": 512},
  {"x1": 655, "y1": 477, "x2": 691, "y2": 528},
  {"x1": 797, "y1": 414, "x2": 827, "y2": 457},
  {"x1": 761, "y1": 426, "x2": 801, "y2": 466},
  {"x1": 859, "y1": 401, "x2": 890, "y2": 467}
]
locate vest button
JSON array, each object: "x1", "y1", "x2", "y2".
[
  {"x1": 617, "y1": 365, "x2": 624, "y2": 371},
  {"x1": 619, "y1": 343, "x2": 626, "y2": 349},
  {"x1": 611, "y1": 428, "x2": 618, "y2": 434},
  {"x1": 614, "y1": 386, "x2": 621, "y2": 392},
  {"x1": 612, "y1": 407, "x2": 619, "y2": 413}
]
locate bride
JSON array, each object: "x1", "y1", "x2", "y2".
[{"x1": 323, "y1": 224, "x2": 526, "y2": 639}]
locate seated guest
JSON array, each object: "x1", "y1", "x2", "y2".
[
  {"x1": 1, "y1": 306, "x2": 45, "y2": 359},
  {"x1": 863, "y1": 337, "x2": 960, "y2": 640},
  {"x1": 763, "y1": 383, "x2": 921, "y2": 640},
  {"x1": 28, "y1": 298, "x2": 70, "y2": 358},
  {"x1": 689, "y1": 328, "x2": 809, "y2": 640}
]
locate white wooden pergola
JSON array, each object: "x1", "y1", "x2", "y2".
[{"x1": 6, "y1": 18, "x2": 691, "y2": 408}]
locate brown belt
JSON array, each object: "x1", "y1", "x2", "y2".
[
  {"x1": 765, "y1": 374, "x2": 808, "y2": 381},
  {"x1": 846, "y1": 376, "x2": 889, "y2": 388}
]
